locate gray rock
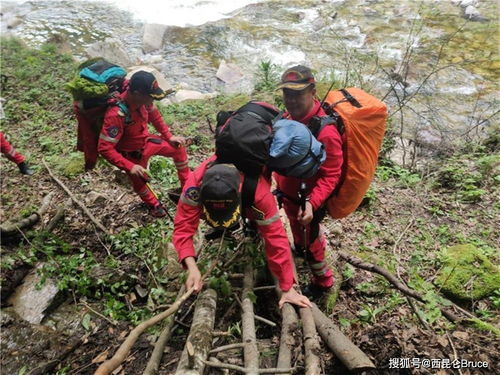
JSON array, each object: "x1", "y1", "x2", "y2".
[
  {"x1": 126, "y1": 65, "x2": 173, "y2": 93},
  {"x1": 142, "y1": 24, "x2": 168, "y2": 53},
  {"x1": 172, "y1": 89, "x2": 217, "y2": 103},
  {"x1": 7, "y1": 264, "x2": 62, "y2": 324},
  {"x1": 86, "y1": 191, "x2": 107, "y2": 206},
  {"x1": 6, "y1": 16, "x2": 23, "y2": 29},
  {"x1": 216, "y1": 60, "x2": 244, "y2": 84},
  {"x1": 459, "y1": 0, "x2": 477, "y2": 8},
  {"x1": 86, "y1": 38, "x2": 134, "y2": 67},
  {"x1": 464, "y1": 5, "x2": 481, "y2": 20}
]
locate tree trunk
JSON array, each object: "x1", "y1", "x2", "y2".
[
  {"x1": 175, "y1": 288, "x2": 218, "y2": 375},
  {"x1": 311, "y1": 303, "x2": 375, "y2": 371}
]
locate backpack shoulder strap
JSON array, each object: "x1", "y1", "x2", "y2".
[
  {"x1": 241, "y1": 174, "x2": 258, "y2": 210},
  {"x1": 310, "y1": 115, "x2": 343, "y2": 138},
  {"x1": 114, "y1": 101, "x2": 132, "y2": 125}
]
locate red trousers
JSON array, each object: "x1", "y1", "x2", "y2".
[
  {"x1": 126, "y1": 136, "x2": 190, "y2": 206},
  {"x1": 0, "y1": 132, "x2": 25, "y2": 165},
  {"x1": 74, "y1": 104, "x2": 106, "y2": 170},
  {"x1": 283, "y1": 201, "x2": 333, "y2": 288}
]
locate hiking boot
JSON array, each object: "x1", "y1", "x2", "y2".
[
  {"x1": 302, "y1": 283, "x2": 332, "y2": 299},
  {"x1": 149, "y1": 203, "x2": 167, "y2": 218},
  {"x1": 18, "y1": 162, "x2": 34, "y2": 175}
]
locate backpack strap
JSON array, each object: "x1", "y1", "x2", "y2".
[
  {"x1": 115, "y1": 101, "x2": 132, "y2": 125},
  {"x1": 310, "y1": 115, "x2": 342, "y2": 137},
  {"x1": 236, "y1": 102, "x2": 280, "y2": 124},
  {"x1": 241, "y1": 174, "x2": 259, "y2": 235}
]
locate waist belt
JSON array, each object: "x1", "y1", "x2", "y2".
[{"x1": 121, "y1": 150, "x2": 143, "y2": 160}]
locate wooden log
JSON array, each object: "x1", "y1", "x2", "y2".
[
  {"x1": 299, "y1": 307, "x2": 322, "y2": 375},
  {"x1": 241, "y1": 262, "x2": 259, "y2": 375},
  {"x1": 45, "y1": 198, "x2": 71, "y2": 233},
  {"x1": 1, "y1": 192, "x2": 54, "y2": 235},
  {"x1": 143, "y1": 286, "x2": 186, "y2": 375},
  {"x1": 311, "y1": 303, "x2": 375, "y2": 371},
  {"x1": 276, "y1": 303, "x2": 299, "y2": 369},
  {"x1": 202, "y1": 360, "x2": 294, "y2": 374},
  {"x1": 175, "y1": 288, "x2": 218, "y2": 375}
]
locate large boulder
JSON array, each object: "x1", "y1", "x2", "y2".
[
  {"x1": 86, "y1": 37, "x2": 134, "y2": 68},
  {"x1": 126, "y1": 65, "x2": 174, "y2": 93},
  {"x1": 216, "y1": 60, "x2": 244, "y2": 84},
  {"x1": 142, "y1": 23, "x2": 168, "y2": 53}
]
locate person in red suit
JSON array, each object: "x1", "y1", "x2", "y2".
[
  {"x1": 0, "y1": 131, "x2": 33, "y2": 175},
  {"x1": 173, "y1": 156, "x2": 312, "y2": 308},
  {"x1": 274, "y1": 65, "x2": 344, "y2": 297},
  {"x1": 98, "y1": 71, "x2": 190, "y2": 217}
]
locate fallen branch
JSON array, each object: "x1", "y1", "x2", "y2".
[
  {"x1": 242, "y1": 262, "x2": 259, "y2": 375},
  {"x1": 202, "y1": 360, "x2": 294, "y2": 374},
  {"x1": 43, "y1": 159, "x2": 109, "y2": 235},
  {"x1": 311, "y1": 303, "x2": 375, "y2": 371},
  {"x1": 95, "y1": 238, "x2": 225, "y2": 375},
  {"x1": 45, "y1": 198, "x2": 72, "y2": 233},
  {"x1": 276, "y1": 303, "x2": 300, "y2": 369},
  {"x1": 1, "y1": 192, "x2": 54, "y2": 235},
  {"x1": 175, "y1": 288, "x2": 218, "y2": 374},
  {"x1": 142, "y1": 286, "x2": 186, "y2": 375},
  {"x1": 210, "y1": 343, "x2": 245, "y2": 354},
  {"x1": 27, "y1": 336, "x2": 84, "y2": 375},
  {"x1": 94, "y1": 287, "x2": 196, "y2": 375},
  {"x1": 338, "y1": 251, "x2": 461, "y2": 323},
  {"x1": 299, "y1": 306, "x2": 322, "y2": 375}
]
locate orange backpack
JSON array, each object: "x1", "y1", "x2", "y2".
[{"x1": 322, "y1": 88, "x2": 387, "y2": 218}]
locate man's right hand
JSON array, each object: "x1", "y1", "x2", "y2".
[
  {"x1": 184, "y1": 257, "x2": 203, "y2": 293},
  {"x1": 130, "y1": 164, "x2": 150, "y2": 181}
]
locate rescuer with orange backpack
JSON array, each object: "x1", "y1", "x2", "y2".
[
  {"x1": 273, "y1": 65, "x2": 387, "y2": 297},
  {"x1": 274, "y1": 66, "x2": 343, "y2": 297}
]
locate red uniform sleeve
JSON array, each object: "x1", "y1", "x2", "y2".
[
  {"x1": 251, "y1": 177, "x2": 295, "y2": 292},
  {"x1": 309, "y1": 125, "x2": 343, "y2": 210},
  {"x1": 98, "y1": 110, "x2": 135, "y2": 172},
  {"x1": 146, "y1": 105, "x2": 173, "y2": 140},
  {"x1": 173, "y1": 173, "x2": 203, "y2": 265}
]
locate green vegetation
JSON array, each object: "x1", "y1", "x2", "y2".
[{"x1": 436, "y1": 244, "x2": 500, "y2": 301}]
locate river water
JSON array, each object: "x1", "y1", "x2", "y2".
[{"x1": 1, "y1": 0, "x2": 498, "y2": 147}]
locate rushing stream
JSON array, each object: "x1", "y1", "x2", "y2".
[{"x1": 1, "y1": 0, "x2": 499, "y2": 146}]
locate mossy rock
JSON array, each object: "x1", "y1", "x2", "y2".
[
  {"x1": 57, "y1": 153, "x2": 85, "y2": 177},
  {"x1": 436, "y1": 244, "x2": 500, "y2": 301}
]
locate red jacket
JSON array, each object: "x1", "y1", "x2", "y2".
[
  {"x1": 275, "y1": 99, "x2": 343, "y2": 210},
  {"x1": 173, "y1": 156, "x2": 295, "y2": 292},
  {"x1": 97, "y1": 91, "x2": 173, "y2": 172}
]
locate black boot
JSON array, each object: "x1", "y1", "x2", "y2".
[{"x1": 18, "y1": 162, "x2": 34, "y2": 175}]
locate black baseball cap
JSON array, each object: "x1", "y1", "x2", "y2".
[
  {"x1": 276, "y1": 65, "x2": 316, "y2": 91},
  {"x1": 200, "y1": 163, "x2": 241, "y2": 229},
  {"x1": 129, "y1": 70, "x2": 166, "y2": 99}
]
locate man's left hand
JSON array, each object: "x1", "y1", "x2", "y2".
[
  {"x1": 168, "y1": 136, "x2": 187, "y2": 148},
  {"x1": 279, "y1": 287, "x2": 312, "y2": 309},
  {"x1": 298, "y1": 201, "x2": 313, "y2": 225}
]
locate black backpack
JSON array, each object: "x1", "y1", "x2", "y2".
[{"x1": 215, "y1": 101, "x2": 280, "y2": 176}]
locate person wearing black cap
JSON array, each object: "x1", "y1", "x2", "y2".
[
  {"x1": 98, "y1": 70, "x2": 190, "y2": 217},
  {"x1": 173, "y1": 155, "x2": 312, "y2": 308},
  {"x1": 274, "y1": 65, "x2": 344, "y2": 297}
]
